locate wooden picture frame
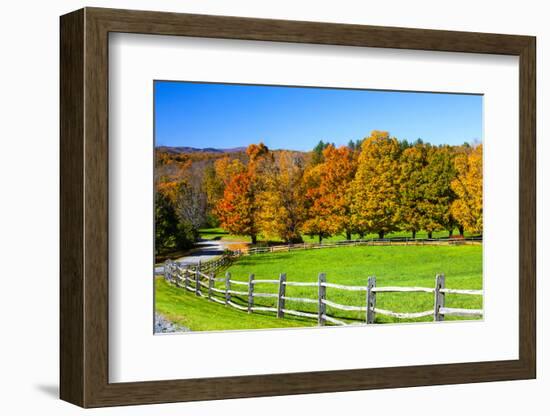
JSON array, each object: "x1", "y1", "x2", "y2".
[{"x1": 60, "y1": 7, "x2": 536, "y2": 408}]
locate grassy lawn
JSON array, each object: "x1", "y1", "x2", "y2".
[
  {"x1": 199, "y1": 227, "x2": 478, "y2": 245},
  {"x1": 156, "y1": 244, "x2": 482, "y2": 330},
  {"x1": 155, "y1": 277, "x2": 316, "y2": 331},
  {"x1": 198, "y1": 227, "x2": 250, "y2": 242}
]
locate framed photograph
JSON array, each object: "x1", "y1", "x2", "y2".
[{"x1": 60, "y1": 7, "x2": 536, "y2": 408}]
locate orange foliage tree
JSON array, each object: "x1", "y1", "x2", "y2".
[
  {"x1": 303, "y1": 145, "x2": 357, "y2": 242},
  {"x1": 215, "y1": 143, "x2": 272, "y2": 244},
  {"x1": 216, "y1": 171, "x2": 260, "y2": 244}
]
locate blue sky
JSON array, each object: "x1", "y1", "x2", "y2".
[{"x1": 154, "y1": 81, "x2": 482, "y2": 151}]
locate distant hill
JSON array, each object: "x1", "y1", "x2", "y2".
[{"x1": 156, "y1": 146, "x2": 247, "y2": 154}]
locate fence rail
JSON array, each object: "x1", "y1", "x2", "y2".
[
  {"x1": 245, "y1": 236, "x2": 482, "y2": 256},
  {"x1": 164, "y1": 260, "x2": 483, "y2": 326},
  {"x1": 165, "y1": 252, "x2": 237, "y2": 279}
]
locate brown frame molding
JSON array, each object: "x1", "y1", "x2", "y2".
[{"x1": 60, "y1": 7, "x2": 536, "y2": 408}]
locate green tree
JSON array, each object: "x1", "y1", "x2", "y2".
[
  {"x1": 155, "y1": 191, "x2": 194, "y2": 255},
  {"x1": 311, "y1": 140, "x2": 332, "y2": 165},
  {"x1": 398, "y1": 144, "x2": 427, "y2": 238},
  {"x1": 421, "y1": 146, "x2": 457, "y2": 238},
  {"x1": 202, "y1": 165, "x2": 224, "y2": 227}
]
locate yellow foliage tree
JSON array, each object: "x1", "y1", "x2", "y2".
[
  {"x1": 213, "y1": 156, "x2": 245, "y2": 186},
  {"x1": 258, "y1": 151, "x2": 307, "y2": 243},
  {"x1": 351, "y1": 131, "x2": 401, "y2": 238},
  {"x1": 451, "y1": 144, "x2": 483, "y2": 234}
]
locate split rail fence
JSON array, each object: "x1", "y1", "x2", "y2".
[
  {"x1": 182, "y1": 253, "x2": 236, "y2": 276},
  {"x1": 245, "y1": 236, "x2": 482, "y2": 256},
  {"x1": 164, "y1": 260, "x2": 483, "y2": 325}
]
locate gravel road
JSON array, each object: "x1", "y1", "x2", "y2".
[
  {"x1": 154, "y1": 313, "x2": 191, "y2": 333},
  {"x1": 155, "y1": 239, "x2": 245, "y2": 274}
]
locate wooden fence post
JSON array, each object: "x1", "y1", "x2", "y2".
[
  {"x1": 366, "y1": 276, "x2": 376, "y2": 324},
  {"x1": 225, "y1": 272, "x2": 231, "y2": 305},
  {"x1": 178, "y1": 265, "x2": 183, "y2": 287},
  {"x1": 318, "y1": 273, "x2": 326, "y2": 326},
  {"x1": 174, "y1": 264, "x2": 181, "y2": 288},
  {"x1": 164, "y1": 260, "x2": 171, "y2": 282},
  {"x1": 184, "y1": 267, "x2": 189, "y2": 289},
  {"x1": 434, "y1": 274, "x2": 445, "y2": 321},
  {"x1": 248, "y1": 274, "x2": 255, "y2": 313},
  {"x1": 195, "y1": 266, "x2": 201, "y2": 296},
  {"x1": 277, "y1": 273, "x2": 286, "y2": 318},
  {"x1": 208, "y1": 273, "x2": 214, "y2": 301}
]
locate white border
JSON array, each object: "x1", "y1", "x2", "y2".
[{"x1": 109, "y1": 33, "x2": 519, "y2": 383}]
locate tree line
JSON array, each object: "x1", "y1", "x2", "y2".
[{"x1": 155, "y1": 130, "x2": 482, "y2": 255}]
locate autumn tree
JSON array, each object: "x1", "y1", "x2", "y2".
[
  {"x1": 155, "y1": 151, "x2": 191, "y2": 184},
  {"x1": 302, "y1": 145, "x2": 357, "y2": 241},
  {"x1": 421, "y1": 146, "x2": 457, "y2": 238},
  {"x1": 158, "y1": 134, "x2": 482, "y2": 248},
  {"x1": 351, "y1": 131, "x2": 401, "y2": 238},
  {"x1": 398, "y1": 144, "x2": 427, "y2": 238},
  {"x1": 215, "y1": 143, "x2": 272, "y2": 244},
  {"x1": 258, "y1": 151, "x2": 307, "y2": 243},
  {"x1": 301, "y1": 163, "x2": 330, "y2": 242},
  {"x1": 451, "y1": 144, "x2": 483, "y2": 235},
  {"x1": 327, "y1": 146, "x2": 358, "y2": 239},
  {"x1": 246, "y1": 142, "x2": 271, "y2": 166},
  {"x1": 216, "y1": 172, "x2": 260, "y2": 243},
  {"x1": 214, "y1": 156, "x2": 245, "y2": 186}
]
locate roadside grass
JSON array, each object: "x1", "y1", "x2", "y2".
[{"x1": 156, "y1": 244, "x2": 482, "y2": 330}]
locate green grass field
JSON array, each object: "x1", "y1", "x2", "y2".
[
  {"x1": 155, "y1": 244, "x2": 483, "y2": 331},
  {"x1": 198, "y1": 227, "x2": 477, "y2": 244}
]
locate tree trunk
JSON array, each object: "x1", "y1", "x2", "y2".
[
  {"x1": 449, "y1": 229, "x2": 453, "y2": 238},
  {"x1": 412, "y1": 230, "x2": 416, "y2": 239},
  {"x1": 358, "y1": 231, "x2": 365, "y2": 239},
  {"x1": 346, "y1": 231, "x2": 352, "y2": 240},
  {"x1": 428, "y1": 231, "x2": 433, "y2": 239},
  {"x1": 378, "y1": 231, "x2": 385, "y2": 239},
  {"x1": 459, "y1": 226, "x2": 464, "y2": 237},
  {"x1": 318, "y1": 234, "x2": 323, "y2": 244},
  {"x1": 251, "y1": 234, "x2": 257, "y2": 245}
]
